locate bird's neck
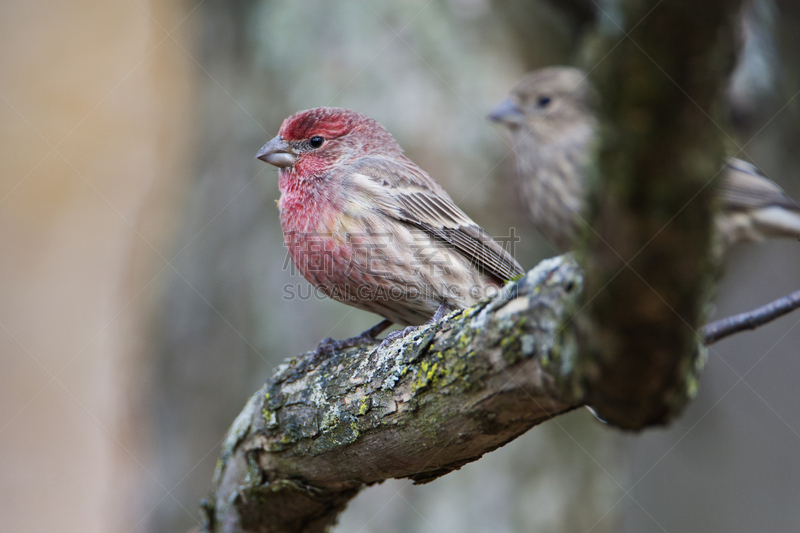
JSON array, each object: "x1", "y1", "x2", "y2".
[
  {"x1": 278, "y1": 170, "x2": 338, "y2": 233},
  {"x1": 533, "y1": 117, "x2": 596, "y2": 148}
]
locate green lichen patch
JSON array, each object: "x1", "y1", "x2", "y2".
[
  {"x1": 500, "y1": 335, "x2": 522, "y2": 366},
  {"x1": 309, "y1": 411, "x2": 361, "y2": 455},
  {"x1": 262, "y1": 408, "x2": 279, "y2": 429},
  {"x1": 412, "y1": 360, "x2": 439, "y2": 392},
  {"x1": 358, "y1": 396, "x2": 371, "y2": 415}
]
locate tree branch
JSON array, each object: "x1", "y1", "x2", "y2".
[
  {"x1": 201, "y1": 256, "x2": 584, "y2": 533},
  {"x1": 199, "y1": 254, "x2": 800, "y2": 533},
  {"x1": 703, "y1": 289, "x2": 800, "y2": 344}
]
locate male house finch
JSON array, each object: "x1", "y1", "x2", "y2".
[
  {"x1": 489, "y1": 67, "x2": 800, "y2": 252},
  {"x1": 257, "y1": 107, "x2": 523, "y2": 344}
]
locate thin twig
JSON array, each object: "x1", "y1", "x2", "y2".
[{"x1": 703, "y1": 290, "x2": 800, "y2": 345}]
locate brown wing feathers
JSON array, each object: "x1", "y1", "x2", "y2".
[
  {"x1": 722, "y1": 159, "x2": 800, "y2": 213},
  {"x1": 351, "y1": 157, "x2": 524, "y2": 282}
]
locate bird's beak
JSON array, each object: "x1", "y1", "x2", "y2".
[
  {"x1": 256, "y1": 136, "x2": 297, "y2": 168},
  {"x1": 488, "y1": 98, "x2": 524, "y2": 126}
]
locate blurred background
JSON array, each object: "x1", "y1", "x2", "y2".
[{"x1": 1, "y1": 1, "x2": 799, "y2": 532}]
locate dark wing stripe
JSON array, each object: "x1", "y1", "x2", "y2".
[
  {"x1": 403, "y1": 193, "x2": 442, "y2": 223},
  {"x1": 422, "y1": 193, "x2": 466, "y2": 224},
  {"x1": 411, "y1": 223, "x2": 523, "y2": 281},
  {"x1": 454, "y1": 225, "x2": 523, "y2": 279}
]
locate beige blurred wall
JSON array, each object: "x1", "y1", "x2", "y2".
[{"x1": 0, "y1": 1, "x2": 195, "y2": 531}]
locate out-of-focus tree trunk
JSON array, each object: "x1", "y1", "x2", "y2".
[
  {"x1": 622, "y1": 2, "x2": 800, "y2": 531},
  {"x1": 576, "y1": 0, "x2": 742, "y2": 428},
  {"x1": 146, "y1": 1, "x2": 279, "y2": 532},
  {"x1": 0, "y1": 1, "x2": 195, "y2": 532},
  {"x1": 494, "y1": 0, "x2": 596, "y2": 68},
  {"x1": 774, "y1": 0, "x2": 800, "y2": 145}
]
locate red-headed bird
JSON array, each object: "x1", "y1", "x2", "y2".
[{"x1": 257, "y1": 107, "x2": 523, "y2": 347}]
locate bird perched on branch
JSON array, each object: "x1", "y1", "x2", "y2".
[
  {"x1": 489, "y1": 66, "x2": 800, "y2": 252},
  {"x1": 257, "y1": 107, "x2": 523, "y2": 347}
]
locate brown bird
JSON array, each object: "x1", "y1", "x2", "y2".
[
  {"x1": 489, "y1": 66, "x2": 800, "y2": 252},
  {"x1": 257, "y1": 107, "x2": 523, "y2": 346}
]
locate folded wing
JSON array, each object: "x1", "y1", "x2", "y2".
[
  {"x1": 347, "y1": 156, "x2": 525, "y2": 283},
  {"x1": 719, "y1": 158, "x2": 800, "y2": 242}
]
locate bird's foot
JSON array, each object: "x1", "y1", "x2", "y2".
[
  {"x1": 312, "y1": 319, "x2": 393, "y2": 358},
  {"x1": 313, "y1": 333, "x2": 374, "y2": 357},
  {"x1": 377, "y1": 325, "x2": 417, "y2": 350},
  {"x1": 376, "y1": 302, "x2": 452, "y2": 351}
]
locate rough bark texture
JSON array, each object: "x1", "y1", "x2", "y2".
[
  {"x1": 201, "y1": 257, "x2": 583, "y2": 533},
  {"x1": 573, "y1": 0, "x2": 743, "y2": 428}
]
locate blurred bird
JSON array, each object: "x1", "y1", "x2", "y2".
[
  {"x1": 257, "y1": 107, "x2": 523, "y2": 346},
  {"x1": 489, "y1": 66, "x2": 800, "y2": 252}
]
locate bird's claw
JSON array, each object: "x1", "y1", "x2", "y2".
[
  {"x1": 312, "y1": 332, "x2": 379, "y2": 358},
  {"x1": 378, "y1": 326, "x2": 416, "y2": 350}
]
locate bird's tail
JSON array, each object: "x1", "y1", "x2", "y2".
[
  {"x1": 746, "y1": 205, "x2": 800, "y2": 239},
  {"x1": 718, "y1": 159, "x2": 800, "y2": 244}
]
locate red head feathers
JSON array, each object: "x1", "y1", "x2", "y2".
[{"x1": 278, "y1": 107, "x2": 400, "y2": 155}]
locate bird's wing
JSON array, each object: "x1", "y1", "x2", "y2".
[
  {"x1": 721, "y1": 159, "x2": 800, "y2": 212},
  {"x1": 346, "y1": 156, "x2": 525, "y2": 282}
]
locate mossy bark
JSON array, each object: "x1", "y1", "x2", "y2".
[
  {"x1": 202, "y1": 257, "x2": 583, "y2": 533},
  {"x1": 573, "y1": 0, "x2": 743, "y2": 428}
]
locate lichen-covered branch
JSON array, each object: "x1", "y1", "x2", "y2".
[
  {"x1": 199, "y1": 249, "x2": 799, "y2": 532},
  {"x1": 201, "y1": 257, "x2": 584, "y2": 533}
]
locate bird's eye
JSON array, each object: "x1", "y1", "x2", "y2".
[
  {"x1": 309, "y1": 136, "x2": 324, "y2": 148},
  {"x1": 537, "y1": 96, "x2": 552, "y2": 108}
]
